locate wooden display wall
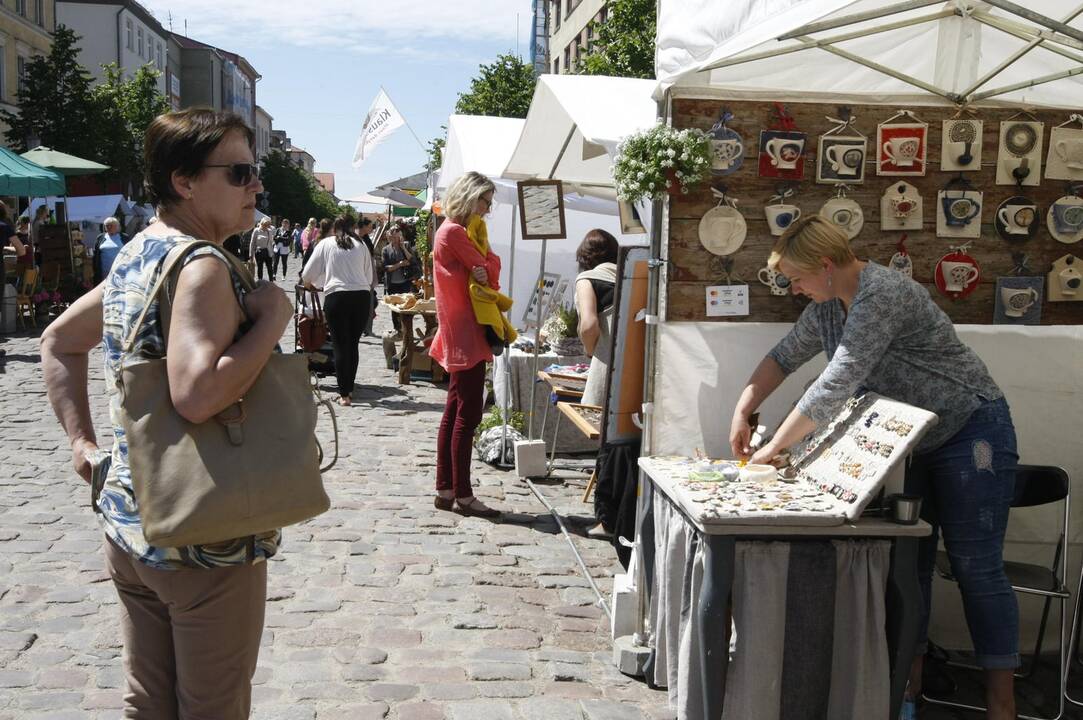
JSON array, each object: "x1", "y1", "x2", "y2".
[{"x1": 668, "y1": 98, "x2": 1083, "y2": 325}]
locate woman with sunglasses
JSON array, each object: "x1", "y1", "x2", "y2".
[
  {"x1": 250, "y1": 216, "x2": 275, "y2": 281},
  {"x1": 40, "y1": 109, "x2": 291, "y2": 718}
]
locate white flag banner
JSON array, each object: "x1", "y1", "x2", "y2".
[{"x1": 352, "y1": 88, "x2": 406, "y2": 168}]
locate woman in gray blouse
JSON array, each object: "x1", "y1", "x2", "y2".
[{"x1": 729, "y1": 216, "x2": 1018, "y2": 719}]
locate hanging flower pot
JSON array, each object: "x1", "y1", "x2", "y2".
[{"x1": 614, "y1": 124, "x2": 711, "y2": 204}]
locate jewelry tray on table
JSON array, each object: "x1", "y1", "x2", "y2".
[{"x1": 640, "y1": 393, "x2": 939, "y2": 527}]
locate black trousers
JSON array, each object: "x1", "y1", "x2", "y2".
[
  {"x1": 273, "y1": 253, "x2": 288, "y2": 279},
  {"x1": 323, "y1": 290, "x2": 370, "y2": 398},
  {"x1": 254, "y1": 249, "x2": 273, "y2": 280}
]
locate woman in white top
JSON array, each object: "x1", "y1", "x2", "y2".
[
  {"x1": 301, "y1": 215, "x2": 375, "y2": 406},
  {"x1": 249, "y1": 217, "x2": 275, "y2": 280}
]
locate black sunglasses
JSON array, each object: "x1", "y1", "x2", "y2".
[{"x1": 203, "y1": 162, "x2": 261, "y2": 187}]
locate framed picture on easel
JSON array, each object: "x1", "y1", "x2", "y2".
[
  {"x1": 517, "y1": 179, "x2": 567, "y2": 239},
  {"x1": 618, "y1": 199, "x2": 647, "y2": 234}
]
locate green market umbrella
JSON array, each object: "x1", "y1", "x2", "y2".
[
  {"x1": 0, "y1": 148, "x2": 65, "y2": 196},
  {"x1": 21, "y1": 146, "x2": 109, "y2": 177}
]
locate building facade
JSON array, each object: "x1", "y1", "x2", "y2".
[
  {"x1": 254, "y1": 104, "x2": 271, "y2": 161},
  {"x1": 0, "y1": 0, "x2": 56, "y2": 141},
  {"x1": 56, "y1": 0, "x2": 167, "y2": 94},
  {"x1": 549, "y1": 0, "x2": 607, "y2": 74},
  {"x1": 169, "y1": 34, "x2": 258, "y2": 128},
  {"x1": 287, "y1": 146, "x2": 314, "y2": 175}
]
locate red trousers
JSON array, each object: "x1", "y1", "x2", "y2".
[{"x1": 436, "y1": 361, "x2": 486, "y2": 498}]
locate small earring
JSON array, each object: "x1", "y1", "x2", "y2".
[{"x1": 827, "y1": 271, "x2": 833, "y2": 288}]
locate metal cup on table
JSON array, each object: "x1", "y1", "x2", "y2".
[{"x1": 885, "y1": 493, "x2": 923, "y2": 525}]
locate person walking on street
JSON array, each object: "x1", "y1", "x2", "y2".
[
  {"x1": 273, "y1": 219, "x2": 292, "y2": 280},
  {"x1": 382, "y1": 223, "x2": 417, "y2": 337},
  {"x1": 301, "y1": 215, "x2": 375, "y2": 406},
  {"x1": 429, "y1": 171, "x2": 503, "y2": 519},
  {"x1": 92, "y1": 217, "x2": 131, "y2": 284},
  {"x1": 249, "y1": 217, "x2": 274, "y2": 280},
  {"x1": 355, "y1": 218, "x2": 379, "y2": 337},
  {"x1": 291, "y1": 221, "x2": 303, "y2": 258},
  {"x1": 300, "y1": 218, "x2": 317, "y2": 256},
  {"x1": 40, "y1": 108, "x2": 289, "y2": 719}
]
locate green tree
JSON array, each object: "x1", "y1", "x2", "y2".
[
  {"x1": 1, "y1": 25, "x2": 97, "y2": 152},
  {"x1": 91, "y1": 63, "x2": 169, "y2": 198},
  {"x1": 425, "y1": 131, "x2": 446, "y2": 173},
  {"x1": 260, "y1": 150, "x2": 340, "y2": 223},
  {"x1": 577, "y1": 0, "x2": 656, "y2": 79},
  {"x1": 455, "y1": 53, "x2": 537, "y2": 119}
]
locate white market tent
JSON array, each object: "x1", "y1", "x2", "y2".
[
  {"x1": 30, "y1": 194, "x2": 124, "y2": 225},
  {"x1": 648, "y1": 0, "x2": 1083, "y2": 652},
  {"x1": 656, "y1": 0, "x2": 1083, "y2": 106},
  {"x1": 504, "y1": 74, "x2": 659, "y2": 199}
]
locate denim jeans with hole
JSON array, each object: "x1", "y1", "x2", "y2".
[{"x1": 906, "y1": 396, "x2": 1020, "y2": 670}]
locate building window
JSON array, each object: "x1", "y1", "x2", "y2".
[
  {"x1": 17, "y1": 55, "x2": 28, "y2": 94},
  {"x1": 551, "y1": 0, "x2": 560, "y2": 28},
  {"x1": 0, "y1": 51, "x2": 6, "y2": 101},
  {"x1": 553, "y1": 58, "x2": 559, "y2": 74},
  {"x1": 599, "y1": 6, "x2": 608, "y2": 24},
  {"x1": 156, "y1": 41, "x2": 163, "y2": 67},
  {"x1": 586, "y1": 24, "x2": 594, "y2": 51},
  {"x1": 563, "y1": 46, "x2": 571, "y2": 73},
  {"x1": 137, "y1": 27, "x2": 144, "y2": 58},
  {"x1": 14, "y1": 0, "x2": 25, "y2": 16},
  {"x1": 126, "y1": 19, "x2": 133, "y2": 50},
  {"x1": 34, "y1": 0, "x2": 43, "y2": 25}
]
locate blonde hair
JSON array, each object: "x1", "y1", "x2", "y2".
[
  {"x1": 767, "y1": 215, "x2": 856, "y2": 272},
  {"x1": 307, "y1": 217, "x2": 316, "y2": 228},
  {"x1": 259, "y1": 217, "x2": 272, "y2": 228},
  {"x1": 443, "y1": 171, "x2": 495, "y2": 225}
]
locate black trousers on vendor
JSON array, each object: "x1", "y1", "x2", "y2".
[{"x1": 323, "y1": 289, "x2": 370, "y2": 398}]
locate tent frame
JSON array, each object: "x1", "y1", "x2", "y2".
[{"x1": 698, "y1": 0, "x2": 1083, "y2": 105}]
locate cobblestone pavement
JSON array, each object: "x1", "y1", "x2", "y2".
[{"x1": 0, "y1": 275, "x2": 672, "y2": 720}]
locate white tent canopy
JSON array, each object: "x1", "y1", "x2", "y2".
[
  {"x1": 656, "y1": 0, "x2": 1083, "y2": 106},
  {"x1": 30, "y1": 195, "x2": 124, "y2": 224},
  {"x1": 438, "y1": 114, "x2": 525, "y2": 205},
  {"x1": 504, "y1": 74, "x2": 658, "y2": 197}
]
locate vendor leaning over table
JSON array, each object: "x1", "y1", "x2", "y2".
[{"x1": 728, "y1": 215, "x2": 1018, "y2": 720}]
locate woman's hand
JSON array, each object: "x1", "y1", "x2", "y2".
[
  {"x1": 244, "y1": 281, "x2": 293, "y2": 330},
  {"x1": 471, "y1": 266, "x2": 488, "y2": 285},
  {"x1": 729, "y1": 410, "x2": 753, "y2": 460},
  {"x1": 71, "y1": 437, "x2": 100, "y2": 484},
  {"x1": 750, "y1": 443, "x2": 782, "y2": 466}
]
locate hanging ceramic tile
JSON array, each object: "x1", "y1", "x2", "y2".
[
  {"x1": 994, "y1": 195, "x2": 1040, "y2": 243},
  {"x1": 757, "y1": 103, "x2": 806, "y2": 180},
  {"x1": 996, "y1": 113, "x2": 1044, "y2": 186},
  {"x1": 819, "y1": 187, "x2": 863, "y2": 239},
  {"x1": 698, "y1": 188, "x2": 747, "y2": 256},
  {"x1": 764, "y1": 187, "x2": 802, "y2": 237},
  {"x1": 1047, "y1": 194, "x2": 1083, "y2": 244},
  {"x1": 707, "y1": 109, "x2": 745, "y2": 177},
  {"x1": 879, "y1": 181, "x2": 922, "y2": 231},
  {"x1": 936, "y1": 177, "x2": 983, "y2": 239},
  {"x1": 1047, "y1": 253, "x2": 1083, "y2": 302},
  {"x1": 993, "y1": 256, "x2": 1043, "y2": 325},
  {"x1": 941, "y1": 116, "x2": 983, "y2": 172},
  {"x1": 817, "y1": 113, "x2": 866, "y2": 185},
  {"x1": 934, "y1": 246, "x2": 981, "y2": 300},
  {"x1": 1045, "y1": 114, "x2": 1083, "y2": 181},
  {"x1": 876, "y1": 110, "x2": 928, "y2": 176},
  {"x1": 888, "y1": 236, "x2": 913, "y2": 278}
]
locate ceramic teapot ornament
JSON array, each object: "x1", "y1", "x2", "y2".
[{"x1": 888, "y1": 236, "x2": 913, "y2": 278}]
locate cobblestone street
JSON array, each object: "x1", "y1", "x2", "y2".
[{"x1": 0, "y1": 277, "x2": 672, "y2": 720}]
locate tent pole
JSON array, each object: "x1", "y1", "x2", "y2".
[
  {"x1": 527, "y1": 238, "x2": 547, "y2": 440},
  {"x1": 959, "y1": 4, "x2": 1083, "y2": 98},
  {"x1": 703, "y1": 10, "x2": 955, "y2": 73},
  {"x1": 970, "y1": 13, "x2": 1083, "y2": 64},
  {"x1": 501, "y1": 201, "x2": 517, "y2": 466},
  {"x1": 972, "y1": 10, "x2": 1083, "y2": 51},
  {"x1": 979, "y1": 0, "x2": 1083, "y2": 43},
  {"x1": 801, "y1": 37, "x2": 957, "y2": 100},
  {"x1": 777, "y1": 0, "x2": 947, "y2": 40},
  {"x1": 969, "y1": 64, "x2": 1083, "y2": 103}
]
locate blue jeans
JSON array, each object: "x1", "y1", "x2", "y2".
[{"x1": 906, "y1": 397, "x2": 1020, "y2": 670}]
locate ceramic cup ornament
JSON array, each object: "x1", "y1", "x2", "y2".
[
  {"x1": 826, "y1": 145, "x2": 864, "y2": 177},
  {"x1": 889, "y1": 250, "x2": 913, "y2": 277},
  {"x1": 698, "y1": 203, "x2": 748, "y2": 256},
  {"x1": 942, "y1": 196, "x2": 981, "y2": 227},
  {"x1": 883, "y1": 136, "x2": 921, "y2": 167},
  {"x1": 935, "y1": 251, "x2": 981, "y2": 299},
  {"x1": 1060, "y1": 266, "x2": 1083, "y2": 295},
  {"x1": 1055, "y1": 138, "x2": 1083, "y2": 170},
  {"x1": 713, "y1": 138, "x2": 744, "y2": 172},
  {"x1": 765, "y1": 203, "x2": 802, "y2": 237},
  {"x1": 758, "y1": 266, "x2": 792, "y2": 296},
  {"x1": 994, "y1": 196, "x2": 1039, "y2": 242},
  {"x1": 820, "y1": 197, "x2": 864, "y2": 239},
  {"x1": 765, "y1": 137, "x2": 805, "y2": 170},
  {"x1": 891, "y1": 196, "x2": 917, "y2": 219},
  {"x1": 1000, "y1": 286, "x2": 1039, "y2": 318},
  {"x1": 1048, "y1": 197, "x2": 1083, "y2": 243}
]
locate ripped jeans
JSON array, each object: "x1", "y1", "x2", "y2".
[{"x1": 906, "y1": 396, "x2": 1020, "y2": 670}]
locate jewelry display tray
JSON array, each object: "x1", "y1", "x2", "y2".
[{"x1": 640, "y1": 393, "x2": 939, "y2": 527}]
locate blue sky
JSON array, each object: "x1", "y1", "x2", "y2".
[{"x1": 140, "y1": 0, "x2": 534, "y2": 203}]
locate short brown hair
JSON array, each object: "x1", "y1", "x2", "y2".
[
  {"x1": 143, "y1": 108, "x2": 255, "y2": 208},
  {"x1": 576, "y1": 228, "x2": 619, "y2": 272},
  {"x1": 767, "y1": 215, "x2": 856, "y2": 272}
]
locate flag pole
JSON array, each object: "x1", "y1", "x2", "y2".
[{"x1": 380, "y1": 86, "x2": 429, "y2": 156}]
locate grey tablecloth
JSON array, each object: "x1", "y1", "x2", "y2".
[{"x1": 492, "y1": 348, "x2": 596, "y2": 453}]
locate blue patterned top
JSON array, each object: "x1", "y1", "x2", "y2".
[{"x1": 99, "y1": 231, "x2": 280, "y2": 570}]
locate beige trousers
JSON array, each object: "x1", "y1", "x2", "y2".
[{"x1": 104, "y1": 537, "x2": 267, "y2": 720}]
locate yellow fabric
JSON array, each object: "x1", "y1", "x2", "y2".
[{"x1": 466, "y1": 215, "x2": 517, "y2": 345}]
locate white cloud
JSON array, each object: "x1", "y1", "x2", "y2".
[{"x1": 139, "y1": 0, "x2": 532, "y2": 58}]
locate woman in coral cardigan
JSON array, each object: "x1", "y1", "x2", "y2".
[{"x1": 429, "y1": 172, "x2": 502, "y2": 519}]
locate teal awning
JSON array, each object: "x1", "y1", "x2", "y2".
[
  {"x1": 0, "y1": 148, "x2": 66, "y2": 196},
  {"x1": 22, "y1": 146, "x2": 109, "y2": 176}
]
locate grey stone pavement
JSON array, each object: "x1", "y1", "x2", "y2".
[{"x1": 0, "y1": 274, "x2": 673, "y2": 720}]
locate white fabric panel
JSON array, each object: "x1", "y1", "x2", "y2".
[
  {"x1": 657, "y1": 0, "x2": 1083, "y2": 107},
  {"x1": 437, "y1": 115, "x2": 525, "y2": 194}
]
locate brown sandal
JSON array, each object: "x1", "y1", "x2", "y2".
[
  {"x1": 434, "y1": 495, "x2": 454, "y2": 511},
  {"x1": 454, "y1": 496, "x2": 501, "y2": 519}
]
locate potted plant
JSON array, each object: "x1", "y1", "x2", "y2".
[
  {"x1": 614, "y1": 123, "x2": 712, "y2": 204},
  {"x1": 542, "y1": 304, "x2": 584, "y2": 357}
]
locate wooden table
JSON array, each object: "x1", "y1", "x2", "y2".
[
  {"x1": 639, "y1": 457, "x2": 930, "y2": 720},
  {"x1": 388, "y1": 306, "x2": 442, "y2": 385}
]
